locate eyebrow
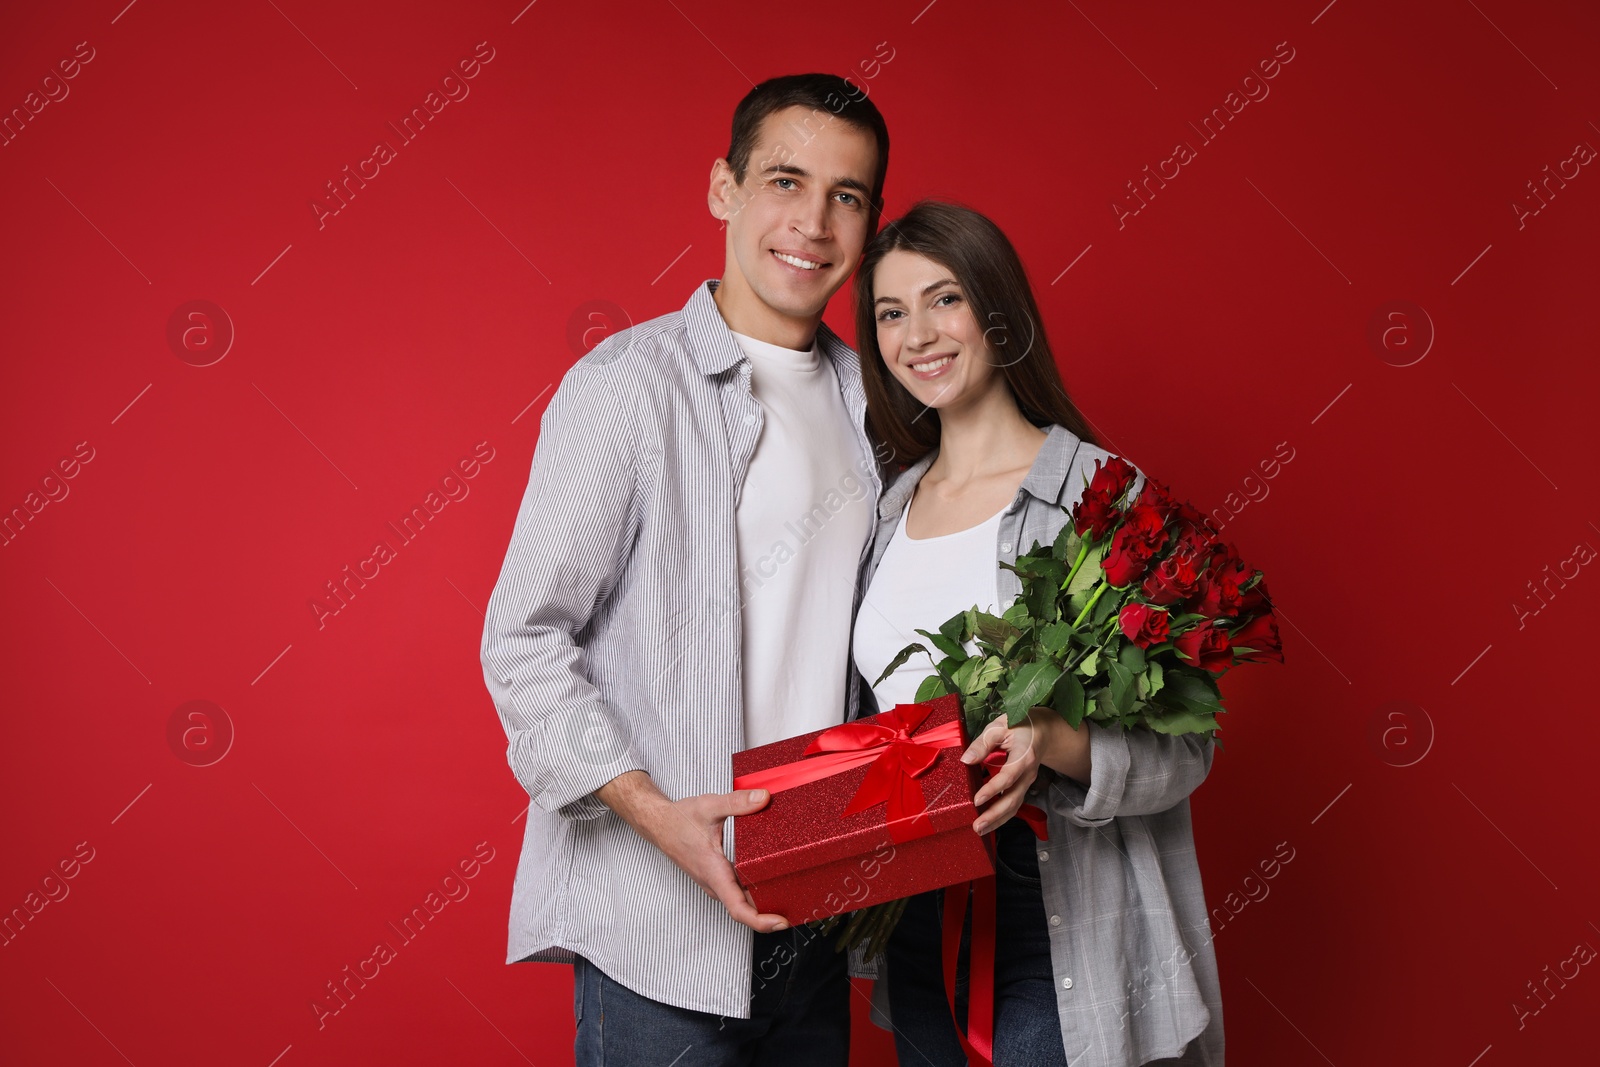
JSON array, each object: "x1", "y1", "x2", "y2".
[
  {"x1": 874, "y1": 278, "x2": 960, "y2": 306},
  {"x1": 763, "y1": 162, "x2": 874, "y2": 199}
]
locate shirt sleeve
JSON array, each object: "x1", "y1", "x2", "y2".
[
  {"x1": 480, "y1": 357, "x2": 648, "y2": 819},
  {"x1": 1047, "y1": 726, "x2": 1215, "y2": 827}
]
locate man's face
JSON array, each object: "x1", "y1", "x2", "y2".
[{"x1": 709, "y1": 104, "x2": 879, "y2": 326}]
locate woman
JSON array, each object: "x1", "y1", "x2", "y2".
[{"x1": 849, "y1": 201, "x2": 1224, "y2": 1066}]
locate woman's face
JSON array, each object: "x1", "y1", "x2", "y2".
[{"x1": 872, "y1": 249, "x2": 998, "y2": 411}]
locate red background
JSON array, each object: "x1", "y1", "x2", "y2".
[{"x1": 3, "y1": 1, "x2": 1597, "y2": 1064}]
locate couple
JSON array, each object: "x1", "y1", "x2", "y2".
[{"x1": 480, "y1": 73, "x2": 1223, "y2": 1067}]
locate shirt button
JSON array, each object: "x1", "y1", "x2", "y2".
[
  {"x1": 1062, "y1": 977, "x2": 1073, "y2": 990},
  {"x1": 1001, "y1": 542, "x2": 1012, "y2": 553},
  {"x1": 742, "y1": 414, "x2": 756, "y2": 425},
  {"x1": 1049, "y1": 914, "x2": 1062, "y2": 927},
  {"x1": 1037, "y1": 850, "x2": 1049, "y2": 862}
]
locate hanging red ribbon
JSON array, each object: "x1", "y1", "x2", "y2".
[
  {"x1": 731, "y1": 702, "x2": 965, "y2": 843},
  {"x1": 940, "y1": 754, "x2": 1051, "y2": 1067}
]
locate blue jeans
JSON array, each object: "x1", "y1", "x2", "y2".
[
  {"x1": 885, "y1": 820, "x2": 1070, "y2": 1067},
  {"x1": 573, "y1": 922, "x2": 850, "y2": 1066}
]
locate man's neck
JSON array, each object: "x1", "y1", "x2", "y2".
[{"x1": 712, "y1": 276, "x2": 821, "y2": 352}]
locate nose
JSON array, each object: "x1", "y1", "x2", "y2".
[
  {"x1": 905, "y1": 309, "x2": 938, "y2": 351},
  {"x1": 791, "y1": 189, "x2": 829, "y2": 242}
]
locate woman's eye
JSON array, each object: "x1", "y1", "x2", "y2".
[
  {"x1": 877, "y1": 309, "x2": 902, "y2": 322},
  {"x1": 935, "y1": 293, "x2": 961, "y2": 307}
]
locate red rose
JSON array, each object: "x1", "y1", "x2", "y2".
[
  {"x1": 1234, "y1": 572, "x2": 1272, "y2": 617},
  {"x1": 1123, "y1": 502, "x2": 1170, "y2": 548},
  {"x1": 1230, "y1": 613, "x2": 1284, "y2": 664},
  {"x1": 1073, "y1": 457, "x2": 1139, "y2": 540},
  {"x1": 1135, "y1": 474, "x2": 1183, "y2": 526},
  {"x1": 1103, "y1": 525, "x2": 1156, "y2": 586},
  {"x1": 1118, "y1": 603, "x2": 1171, "y2": 648},
  {"x1": 1074, "y1": 490, "x2": 1120, "y2": 540},
  {"x1": 1174, "y1": 620, "x2": 1233, "y2": 674},
  {"x1": 1196, "y1": 553, "x2": 1253, "y2": 617},
  {"x1": 1089, "y1": 456, "x2": 1138, "y2": 501},
  {"x1": 1172, "y1": 519, "x2": 1220, "y2": 565},
  {"x1": 1141, "y1": 552, "x2": 1201, "y2": 606}
]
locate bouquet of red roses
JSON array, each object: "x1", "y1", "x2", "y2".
[
  {"x1": 825, "y1": 456, "x2": 1283, "y2": 959},
  {"x1": 875, "y1": 455, "x2": 1283, "y2": 744}
]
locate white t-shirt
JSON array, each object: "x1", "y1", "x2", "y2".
[
  {"x1": 852, "y1": 492, "x2": 1009, "y2": 711},
  {"x1": 732, "y1": 330, "x2": 875, "y2": 749}
]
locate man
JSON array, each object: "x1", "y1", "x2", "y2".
[{"x1": 480, "y1": 74, "x2": 891, "y2": 1065}]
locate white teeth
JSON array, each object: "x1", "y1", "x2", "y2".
[
  {"x1": 915, "y1": 356, "x2": 954, "y2": 372},
  {"x1": 774, "y1": 251, "x2": 821, "y2": 270}
]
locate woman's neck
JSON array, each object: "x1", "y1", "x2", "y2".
[{"x1": 926, "y1": 386, "x2": 1048, "y2": 490}]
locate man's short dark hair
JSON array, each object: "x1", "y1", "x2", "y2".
[{"x1": 725, "y1": 73, "x2": 890, "y2": 216}]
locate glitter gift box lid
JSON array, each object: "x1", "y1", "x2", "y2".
[{"x1": 730, "y1": 694, "x2": 993, "y2": 908}]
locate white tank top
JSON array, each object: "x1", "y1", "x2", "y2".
[{"x1": 851, "y1": 493, "x2": 1008, "y2": 712}]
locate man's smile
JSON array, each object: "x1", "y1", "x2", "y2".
[{"x1": 770, "y1": 248, "x2": 827, "y2": 271}]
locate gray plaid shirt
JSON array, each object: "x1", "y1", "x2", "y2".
[
  {"x1": 854, "y1": 425, "x2": 1225, "y2": 1067},
  {"x1": 480, "y1": 279, "x2": 882, "y2": 1019}
]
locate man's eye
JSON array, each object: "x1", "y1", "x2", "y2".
[
  {"x1": 775, "y1": 178, "x2": 796, "y2": 189},
  {"x1": 836, "y1": 192, "x2": 859, "y2": 206}
]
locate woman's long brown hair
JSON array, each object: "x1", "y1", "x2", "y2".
[{"x1": 853, "y1": 199, "x2": 1100, "y2": 470}]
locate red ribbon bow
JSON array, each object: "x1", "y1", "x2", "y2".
[{"x1": 732, "y1": 702, "x2": 964, "y2": 843}]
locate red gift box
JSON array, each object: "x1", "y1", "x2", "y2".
[{"x1": 729, "y1": 693, "x2": 996, "y2": 925}]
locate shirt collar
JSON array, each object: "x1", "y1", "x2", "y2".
[
  {"x1": 876, "y1": 423, "x2": 1084, "y2": 521},
  {"x1": 682, "y1": 278, "x2": 858, "y2": 380}
]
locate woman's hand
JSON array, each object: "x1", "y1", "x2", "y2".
[{"x1": 960, "y1": 708, "x2": 1092, "y2": 835}]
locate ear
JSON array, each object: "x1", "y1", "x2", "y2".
[{"x1": 707, "y1": 158, "x2": 737, "y2": 222}]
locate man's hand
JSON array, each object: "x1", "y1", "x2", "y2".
[{"x1": 597, "y1": 771, "x2": 791, "y2": 933}]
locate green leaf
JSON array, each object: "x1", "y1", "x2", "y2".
[
  {"x1": 1146, "y1": 708, "x2": 1220, "y2": 736},
  {"x1": 1014, "y1": 554, "x2": 1067, "y2": 589},
  {"x1": 961, "y1": 693, "x2": 992, "y2": 733},
  {"x1": 1118, "y1": 642, "x2": 1147, "y2": 672},
  {"x1": 1065, "y1": 543, "x2": 1105, "y2": 595},
  {"x1": 873, "y1": 642, "x2": 931, "y2": 687},
  {"x1": 1077, "y1": 648, "x2": 1100, "y2": 676},
  {"x1": 1092, "y1": 590, "x2": 1119, "y2": 627},
  {"x1": 940, "y1": 610, "x2": 969, "y2": 645},
  {"x1": 1146, "y1": 658, "x2": 1165, "y2": 697},
  {"x1": 1038, "y1": 620, "x2": 1074, "y2": 657},
  {"x1": 1087, "y1": 687, "x2": 1117, "y2": 721},
  {"x1": 1002, "y1": 661, "x2": 1062, "y2": 725},
  {"x1": 914, "y1": 674, "x2": 949, "y2": 702},
  {"x1": 953, "y1": 654, "x2": 1005, "y2": 695},
  {"x1": 1152, "y1": 668, "x2": 1224, "y2": 715},
  {"x1": 1051, "y1": 670, "x2": 1086, "y2": 727},
  {"x1": 915, "y1": 627, "x2": 968, "y2": 663},
  {"x1": 1052, "y1": 522, "x2": 1081, "y2": 562},
  {"x1": 973, "y1": 611, "x2": 1023, "y2": 647},
  {"x1": 1106, "y1": 655, "x2": 1136, "y2": 713}
]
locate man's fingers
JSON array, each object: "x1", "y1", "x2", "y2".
[
  {"x1": 709, "y1": 864, "x2": 786, "y2": 931},
  {"x1": 707, "y1": 787, "x2": 770, "y2": 818}
]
